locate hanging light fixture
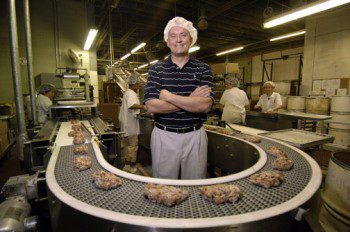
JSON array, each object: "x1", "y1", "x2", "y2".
[
  {"x1": 270, "y1": 30, "x2": 306, "y2": 41},
  {"x1": 136, "y1": 63, "x2": 148, "y2": 70},
  {"x1": 120, "y1": 53, "x2": 131, "y2": 60},
  {"x1": 131, "y1": 42, "x2": 146, "y2": 53},
  {"x1": 84, "y1": 29, "x2": 98, "y2": 50},
  {"x1": 264, "y1": 0, "x2": 350, "y2": 28},
  {"x1": 216, "y1": 46, "x2": 244, "y2": 56},
  {"x1": 189, "y1": 46, "x2": 200, "y2": 53},
  {"x1": 150, "y1": 59, "x2": 158, "y2": 65}
]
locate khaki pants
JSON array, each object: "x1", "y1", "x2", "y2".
[
  {"x1": 151, "y1": 127, "x2": 207, "y2": 179},
  {"x1": 121, "y1": 135, "x2": 138, "y2": 163}
]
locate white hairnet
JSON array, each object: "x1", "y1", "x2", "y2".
[
  {"x1": 227, "y1": 78, "x2": 239, "y2": 87},
  {"x1": 163, "y1": 17, "x2": 198, "y2": 47},
  {"x1": 127, "y1": 75, "x2": 139, "y2": 85},
  {"x1": 263, "y1": 81, "x2": 275, "y2": 88},
  {"x1": 38, "y1": 84, "x2": 55, "y2": 94}
]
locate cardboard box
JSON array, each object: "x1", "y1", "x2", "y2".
[
  {"x1": 98, "y1": 103, "x2": 120, "y2": 128},
  {"x1": 210, "y1": 63, "x2": 239, "y2": 75}
]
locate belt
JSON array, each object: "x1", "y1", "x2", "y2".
[{"x1": 155, "y1": 123, "x2": 202, "y2": 134}]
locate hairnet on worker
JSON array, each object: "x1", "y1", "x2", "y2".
[
  {"x1": 226, "y1": 77, "x2": 239, "y2": 87},
  {"x1": 38, "y1": 84, "x2": 56, "y2": 94},
  {"x1": 163, "y1": 16, "x2": 198, "y2": 47},
  {"x1": 263, "y1": 81, "x2": 275, "y2": 88},
  {"x1": 127, "y1": 75, "x2": 139, "y2": 85}
]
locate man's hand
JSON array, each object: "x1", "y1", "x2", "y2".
[
  {"x1": 159, "y1": 89, "x2": 172, "y2": 101},
  {"x1": 267, "y1": 108, "x2": 276, "y2": 114},
  {"x1": 190, "y1": 85, "x2": 211, "y2": 97}
]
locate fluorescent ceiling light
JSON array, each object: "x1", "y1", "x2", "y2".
[
  {"x1": 141, "y1": 73, "x2": 148, "y2": 76},
  {"x1": 264, "y1": 0, "x2": 350, "y2": 28},
  {"x1": 164, "y1": 55, "x2": 169, "y2": 60},
  {"x1": 131, "y1": 42, "x2": 146, "y2": 53},
  {"x1": 270, "y1": 30, "x2": 306, "y2": 42},
  {"x1": 84, "y1": 29, "x2": 98, "y2": 50},
  {"x1": 137, "y1": 63, "x2": 148, "y2": 70},
  {"x1": 189, "y1": 46, "x2": 200, "y2": 53},
  {"x1": 150, "y1": 59, "x2": 158, "y2": 65},
  {"x1": 216, "y1": 46, "x2": 244, "y2": 56},
  {"x1": 120, "y1": 53, "x2": 131, "y2": 60}
]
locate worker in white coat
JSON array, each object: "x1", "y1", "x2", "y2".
[
  {"x1": 37, "y1": 84, "x2": 55, "y2": 124},
  {"x1": 118, "y1": 75, "x2": 146, "y2": 173},
  {"x1": 219, "y1": 77, "x2": 250, "y2": 124},
  {"x1": 254, "y1": 81, "x2": 282, "y2": 113}
]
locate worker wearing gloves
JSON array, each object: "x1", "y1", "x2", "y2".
[
  {"x1": 118, "y1": 75, "x2": 146, "y2": 174},
  {"x1": 144, "y1": 16, "x2": 214, "y2": 179},
  {"x1": 37, "y1": 84, "x2": 55, "y2": 124},
  {"x1": 219, "y1": 77, "x2": 249, "y2": 124},
  {"x1": 254, "y1": 81, "x2": 282, "y2": 114}
]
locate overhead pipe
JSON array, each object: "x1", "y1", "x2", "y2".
[
  {"x1": 23, "y1": 0, "x2": 37, "y2": 125},
  {"x1": 108, "y1": 6, "x2": 114, "y2": 65},
  {"x1": 8, "y1": 0, "x2": 27, "y2": 160}
]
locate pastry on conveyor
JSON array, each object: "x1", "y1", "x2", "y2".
[
  {"x1": 199, "y1": 184, "x2": 243, "y2": 204},
  {"x1": 273, "y1": 156, "x2": 294, "y2": 171},
  {"x1": 242, "y1": 135, "x2": 261, "y2": 143},
  {"x1": 92, "y1": 170, "x2": 122, "y2": 190},
  {"x1": 68, "y1": 130, "x2": 82, "y2": 137},
  {"x1": 70, "y1": 119, "x2": 80, "y2": 124},
  {"x1": 203, "y1": 125, "x2": 236, "y2": 136},
  {"x1": 144, "y1": 183, "x2": 189, "y2": 207},
  {"x1": 73, "y1": 134, "x2": 85, "y2": 145},
  {"x1": 266, "y1": 146, "x2": 287, "y2": 158},
  {"x1": 74, "y1": 156, "x2": 92, "y2": 171},
  {"x1": 250, "y1": 170, "x2": 284, "y2": 189},
  {"x1": 73, "y1": 144, "x2": 89, "y2": 154},
  {"x1": 71, "y1": 124, "x2": 82, "y2": 131}
]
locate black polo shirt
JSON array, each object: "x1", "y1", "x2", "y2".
[{"x1": 143, "y1": 56, "x2": 214, "y2": 128}]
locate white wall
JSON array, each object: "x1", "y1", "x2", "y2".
[
  {"x1": 251, "y1": 47, "x2": 303, "y2": 83},
  {"x1": 230, "y1": 47, "x2": 303, "y2": 98},
  {"x1": 302, "y1": 5, "x2": 350, "y2": 95}
]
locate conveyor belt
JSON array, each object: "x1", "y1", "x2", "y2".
[{"x1": 46, "y1": 122, "x2": 321, "y2": 228}]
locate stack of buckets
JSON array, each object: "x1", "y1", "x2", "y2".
[
  {"x1": 287, "y1": 96, "x2": 306, "y2": 112},
  {"x1": 328, "y1": 96, "x2": 350, "y2": 147},
  {"x1": 305, "y1": 97, "x2": 331, "y2": 133},
  {"x1": 320, "y1": 150, "x2": 350, "y2": 231}
]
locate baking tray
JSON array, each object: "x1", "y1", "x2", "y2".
[{"x1": 259, "y1": 129, "x2": 334, "y2": 149}]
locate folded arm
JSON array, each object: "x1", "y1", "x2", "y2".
[
  {"x1": 159, "y1": 86, "x2": 213, "y2": 113},
  {"x1": 145, "y1": 99, "x2": 180, "y2": 114}
]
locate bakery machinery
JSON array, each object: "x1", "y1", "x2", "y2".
[
  {"x1": 43, "y1": 120, "x2": 322, "y2": 232},
  {"x1": 24, "y1": 118, "x2": 119, "y2": 172}
]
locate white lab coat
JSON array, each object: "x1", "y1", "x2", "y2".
[
  {"x1": 118, "y1": 89, "x2": 140, "y2": 137},
  {"x1": 220, "y1": 87, "x2": 249, "y2": 124},
  {"x1": 37, "y1": 94, "x2": 52, "y2": 124},
  {"x1": 256, "y1": 92, "x2": 282, "y2": 113}
]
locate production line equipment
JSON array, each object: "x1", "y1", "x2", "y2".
[
  {"x1": 24, "y1": 118, "x2": 119, "y2": 172},
  {"x1": 45, "y1": 121, "x2": 322, "y2": 232}
]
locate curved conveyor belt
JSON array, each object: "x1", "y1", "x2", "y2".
[{"x1": 46, "y1": 122, "x2": 321, "y2": 229}]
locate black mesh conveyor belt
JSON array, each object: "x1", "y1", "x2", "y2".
[{"x1": 54, "y1": 137, "x2": 312, "y2": 219}]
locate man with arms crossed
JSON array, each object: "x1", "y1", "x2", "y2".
[{"x1": 144, "y1": 17, "x2": 214, "y2": 179}]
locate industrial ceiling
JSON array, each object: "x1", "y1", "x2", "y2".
[{"x1": 93, "y1": 0, "x2": 310, "y2": 72}]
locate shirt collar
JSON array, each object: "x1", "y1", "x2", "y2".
[{"x1": 165, "y1": 55, "x2": 195, "y2": 67}]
